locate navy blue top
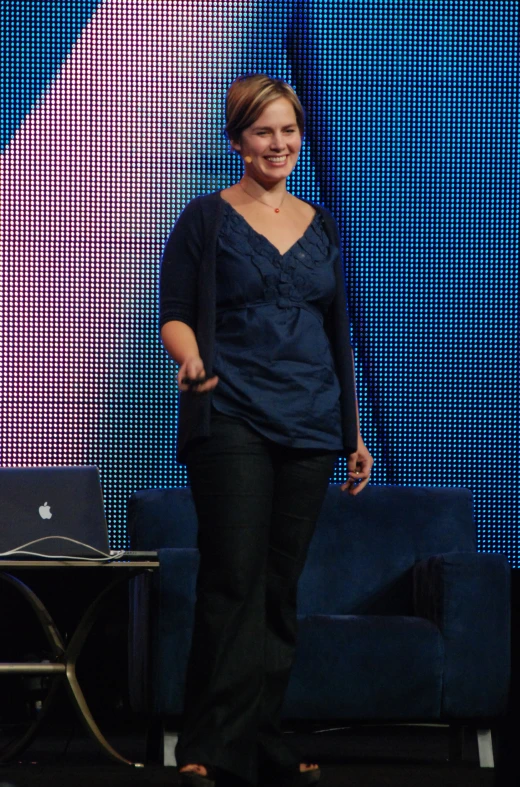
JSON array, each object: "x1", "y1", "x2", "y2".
[
  {"x1": 159, "y1": 192, "x2": 358, "y2": 464},
  {"x1": 211, "y1": 200, "x2": 344, "y2": 450}
]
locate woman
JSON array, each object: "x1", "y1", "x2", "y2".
[{"x1": 159, "y1": 74, "x2": 372, "y2": 787}]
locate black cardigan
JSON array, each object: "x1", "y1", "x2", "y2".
[{"x1": 159, "y1": 191, "x2": 358, "y2": 464}]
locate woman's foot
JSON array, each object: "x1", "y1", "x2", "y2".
[
  {"x1": 180, "y1": 765, "x2": 209, "y2": 776},
  {"x1": 298, "y1": 763, "x2": 321, "y2": 783},
  {"x1": 179, "y1": 764, "x2": 216, "y2": 786}
]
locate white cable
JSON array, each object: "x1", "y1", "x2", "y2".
[
  {"x1": 0, "y1": 536, "x2": 126, "y2": 562},
  {"x1": 1, "y1": 550, "x2": 126, "y2": 562}
]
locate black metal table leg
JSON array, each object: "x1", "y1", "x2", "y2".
[{"x1": 0, "y1": 567, "x2": 154, "y2": 766}]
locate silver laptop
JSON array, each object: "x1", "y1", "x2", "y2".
[{"x1": 0, "y1": 466, "x2": 110, "y2": 559}]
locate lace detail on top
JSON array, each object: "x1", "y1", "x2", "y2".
[
  {"x1": 217, "y1": 200, "x2": 336, "y2": 316},
  {"x1": 211, "y1": 199, "x2": 344, "y2": 452}
]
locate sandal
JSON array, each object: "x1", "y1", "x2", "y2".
[{"x1": 179, "y1": 765, "x2": 217, "y2": 787}]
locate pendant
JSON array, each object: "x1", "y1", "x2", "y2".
[{"x1": 275, "y1": 208, "x2": 280, "y2": 213}]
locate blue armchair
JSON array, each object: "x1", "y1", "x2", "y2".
[{"x1": 127, "y1": 484, "x2": 511, "y2": 768}]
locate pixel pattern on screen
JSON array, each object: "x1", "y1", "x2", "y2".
[{"x1": 1, "y1": 1, "x2": 518, "y2": 562}]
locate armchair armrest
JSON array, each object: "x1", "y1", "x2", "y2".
[
  {"x1": 413, "y1": 552, "x2": 511, "y2": 717},
  {"x1": 129, "y1": 547, "x2": 199, "y2": 716},
  {"x1": 153, "y1": 547, "x2": 200, "y2": 715}
]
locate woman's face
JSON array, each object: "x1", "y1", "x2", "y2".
[{"x1": 235, "y1": 97, "x2": 302, "y2": 184}]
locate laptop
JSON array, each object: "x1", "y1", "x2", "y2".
[{"x1": 0, "y1": 466, "x2": 111, "y2": 559}]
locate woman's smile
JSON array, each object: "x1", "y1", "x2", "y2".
[{"x1": 264, "y1": 154, "x2": 289, "y2": 166}]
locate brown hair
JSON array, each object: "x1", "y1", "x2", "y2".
[{"x1": 225, "y1": 74, "x2": 305, "y2": 145}]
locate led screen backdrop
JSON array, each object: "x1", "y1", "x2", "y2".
[{"x1": 1, "y1": 1, "x2": 518, "y2": 561}]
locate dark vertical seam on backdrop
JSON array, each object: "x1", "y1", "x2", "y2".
[{"x1": 286, "y1": 0, "x2": 394, "y2": 481}]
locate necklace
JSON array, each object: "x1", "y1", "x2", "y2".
[{"x1": 238, "y1": 181, "x2": 287, "y2": 213}]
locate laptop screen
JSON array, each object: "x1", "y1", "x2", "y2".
[{"x1": 0, "y1": 466, "x2": 110, "y2": 558}]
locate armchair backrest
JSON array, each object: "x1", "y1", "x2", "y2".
[
  {"x1": 128, "y1": 486, "x2": 198, "y2": 549},
  {"x1": 127, "y1": 484, "x2": 476, "y2": 616},
  {"x1": 298, "y1": 484, "x2": 475, "y2": 615}
]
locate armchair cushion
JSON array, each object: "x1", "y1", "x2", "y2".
[{"x1": 283, "y1": 614, "x2": 444, "y2": 719}]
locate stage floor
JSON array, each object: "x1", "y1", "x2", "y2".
[{"x1": 0, "y1": 723, "x2": 502, "y2": 786}]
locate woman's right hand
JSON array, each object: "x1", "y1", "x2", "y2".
[{"x1": 177, "y1": 356, "x2": 219, "y2": 394}]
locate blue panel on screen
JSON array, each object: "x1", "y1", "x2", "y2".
[{"x1": 0, "y1": 0, "x2": 103, "y2": 150}]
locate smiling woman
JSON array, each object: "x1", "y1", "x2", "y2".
[{"x1": 158, "y1": 73, "x2": 372, "y2": 787}]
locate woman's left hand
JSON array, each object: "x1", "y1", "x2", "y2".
[{"x1": 340, "y1": 436, "x2": 373, "y2": 496}]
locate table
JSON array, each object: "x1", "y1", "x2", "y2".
[{"x1": 0, "y1": 558, "x2": 159, "y2": 767}]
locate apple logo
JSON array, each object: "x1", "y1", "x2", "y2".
[{"x1": 39, "y1": 502, "x2": 52, "y2": 520}]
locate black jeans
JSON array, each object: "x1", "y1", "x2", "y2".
[{"x1": 176, "y1": 407, "x2": 340, "y2": 785}]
